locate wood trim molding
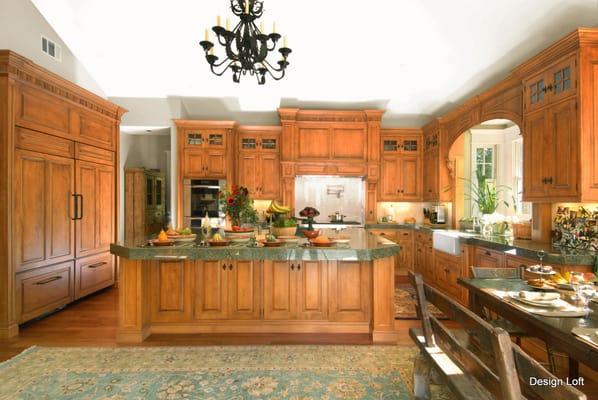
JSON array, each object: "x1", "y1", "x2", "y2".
[
  {"x1": 173, "y1": 119, "x2": 237, "y2": 129},
  {"x1": 0, "y1": 50, "x2": 126, "y2": 120},
  {"x1": 278, "y1": 108, "x2": 384, "y2": 124}
]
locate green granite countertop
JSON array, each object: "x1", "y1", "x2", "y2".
[
  {"x1": 110, "y1": 228, "x2": 400, "y2": 261},
  {"x1": 365, "y1": 223, "x2": 598, "y2": 266}
]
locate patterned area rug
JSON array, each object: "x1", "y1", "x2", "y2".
[
  {"x1": 395, "y1": 284, "x2": 447, "y2": 320},
  {"x1": 0, "y1": 345, "x2": 454, "y2": 399}
]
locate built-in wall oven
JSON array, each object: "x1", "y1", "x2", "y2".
[{"x1": 183, "y1": 179, "x2": 226, "y2": 228}]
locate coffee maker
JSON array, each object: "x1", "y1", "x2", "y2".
[{"x1": 431, "y1": 205, "x2": 446, "y2": 224}]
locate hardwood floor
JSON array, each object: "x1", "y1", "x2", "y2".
[
  {"x1": 1, "y1": 285, "x2": 597, "y2": 399},
  {"x1": 0, "y1": 286, "x2": 384, "y2": 363}
]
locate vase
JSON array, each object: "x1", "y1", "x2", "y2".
[{"x1": 492, "y1": 222, "x2": 508, "y2": 235}]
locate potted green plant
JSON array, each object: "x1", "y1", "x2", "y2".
[
  {"x1": 462, "y1": 169, "x2": 510, "y2": 235},
  {"x1": 219, "y1": 185, "x2": 258, "y2": 228}
]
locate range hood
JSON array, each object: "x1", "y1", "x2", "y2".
[{"x1": 294, "y1": 176, "x2": 365, "y2": 225}]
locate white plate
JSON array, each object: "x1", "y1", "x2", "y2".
[
  {"x1": 508, "y1": 293, "x2": 561, "y2": 308},
  {"x1": 333, "y1": 239, "x2": 350, "y2": 244},
  {"x1": 525, "y1": 267, "x2": 556, "y2": 276}
]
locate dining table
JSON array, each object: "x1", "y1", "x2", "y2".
[{"x1": 458, "y1": 277, "x2": 598, "y2": 378}]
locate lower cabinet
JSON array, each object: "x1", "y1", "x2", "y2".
[
  {"x1": 75, "y1": 252, "x2": 114, "y2": 299},
  {"x1": 434, "y1": 251, "x2": 463, "y2": 300},
  {"x1": 328, "y1": 261, "x2": 371, "y2": 322},
  {"x1": 263, "y1": 260, "x2": 328, "y2": 320},
  {"x1": 194, "y1": 260, "x2": 260, "y2": 320},
  {"x1": 474, "y1": 247, "x2": 506, "y2": 268},
  {"x1": 15, "y1": 261, "x2": 75, "y2": 323}
]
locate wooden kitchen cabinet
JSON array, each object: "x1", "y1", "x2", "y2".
[
  {"x1": 76, "y1": 160, "x2": 115, "y2": 258},
  {"x1": 14, "y1": 149, "x2": 75, "y2": 272},
  {"x1": 523, "y1": 98, "x2": 578, "y2": 201},
  {"x1": 296, "y1": 261, "x2": 328, "y2": 320},
  {"x1": 125, "y1": 168, "x2": 165, "y2": 243},
  {"x1": 237, "y1": 127, "x2": 281, "y2": 199},
  {"x1": 395, "y1": 229, "x2": 414, "y2": 275},
  {"x1": 379, "y1": 130, "x2": 422, "y2": 201},
  {"x1": 15, "y1": 261, "x2": 75, "y2": 323},
  {"x1": 423, "y1": 150, "x2": 439, "y2": 202},
  {"x1": 474, "y1": 247, "x2": 506, "y2": 268},
  {"x1": 524, "y1": 55, "x2": 576, "y2": 113},
  {"x1": 75, "y1": 252, "x2": 114, "y2": 299},
  {"x1": 328, "y1": 261, "x2": 370, "y2": 322},
  {"x1": 263, "y1": 260, "x2": 297, "y2": 320},
  {"x1": 434, "y1": 251, "x2": 463, "y2": 300},
  {"x1": 183, "y1": 149, "x2": 226, "y2": 178},
  {"x1": 194, "y1": 259, "x2": 260, "y2": 320}
]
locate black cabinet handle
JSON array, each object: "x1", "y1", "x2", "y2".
[
  {"x1": 228, "y1": 263, "x2": 233, "y2": 270},
  {"x1": 88, "y1": 262, "x2": 107, "y2": 269},
  {"x1": 297, "y1": 264, "x2": 301, "y2": 271},
  {"x1": 222, "y1": 263, "x2": 227, "y2": 270},
  {"x1": 290, "y1": 264, "x2": 294, "y2": 270},
  {"x1": 36, "y1": 276, "x2": 62, "y2": 285},
  {"x1": 71, "y1": 193, "x2": 78, "y2": 220},
  {"x1": 76, "y1": 194, "x2": 83, "y2": 220},
  {"x1": 547, "y1": 177, "x2": 553, "y2": 184}
]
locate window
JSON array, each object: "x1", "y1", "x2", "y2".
[
  {"x1": 475, "y1": 146, "x2": 495, "y2": 180},
  {"x1": 513, "y1": 139, "x2": 531, "y2": 215}
]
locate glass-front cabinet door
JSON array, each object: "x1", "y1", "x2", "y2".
[
  {"x1": 146, "y1": 176, "x2": 154, "y2": 207},
  {"x1": 548, "y1": 55, "x2": 576, "y2": 103},
  {"x1": 239, "y1": 132, "x2": 279, "y2": 152},
  {"x1": 382, "y1": 136, "x2": 420, "y2": 154},
  {"x1": 185, "y1": 131, "x2": 204, "y2": 147},
  {"x1": 185, "y1": 130, "x2": 227, "y2": 149}
]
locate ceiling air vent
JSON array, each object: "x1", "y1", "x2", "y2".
[{"x1": 41, "y1": 36, "x2": 61, "y2": 61}]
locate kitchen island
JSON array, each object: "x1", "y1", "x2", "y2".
[{"x1": 110, "y1": 229, "x2": 400, "y2": 343}]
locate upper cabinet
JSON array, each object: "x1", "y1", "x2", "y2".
[
  {"x1": 296, "y1": 126, "x2": 367, "y2": 162},
  {"x1": 517, "y1": 29, "x2": 598, "y2": 202},
  {"x1": 237, "y1": 126, "x2": 281, "y2": 200},
  {"x1": 175, "y1": 120, "x2": 235, "y2": 181},
  {"x1": 379, "y1": 129, "x2": 422, "y2": 201}
]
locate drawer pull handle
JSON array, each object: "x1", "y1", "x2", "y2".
[
  {"x1": 88, "y1": 262, "x2": 107, "y2": 269},
  {"x1": 36, "y1": 276, "x2": 62, "y2": 285},
  {"x1": 222, "y1": 263, "x2": 227, "y2": 270},
  {"x1": 297, "y1": 264, "x2": 301, "y2": 271},
  {"x1": 228, "y1": 264, "x2": 233, "y2": 270},
  {"x1": 485, "y1": 251, "x2": 491, "y2": 256},
  {"x1": 291, "y1": 264, "x2": 295, "y2": 270}
]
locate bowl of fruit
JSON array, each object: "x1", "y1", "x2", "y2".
[
  {"x1": 309, "y1": 235, "x2": 334, "y2": 247},
  {"x1": 209, "y1": 233, "x2": 231, "y2": 247},
  {"x1": 224, "y1": 225, "x2": 255, "y2": 239},
  {"x1": 302, "y1": 229, "x2": 321, "y2": 239},
  {"x1": 266, "y1": 201, "x2": 297, "y2": 237},
  {"x1": 150, "y1": 230, "x2": 175, "y2": 246},
  {"x1": 261, "y1": 233, "x2": 285, "y2": 247},
  {"x1": 168, "y1": 226, "x2": 196, "y2": 242}
]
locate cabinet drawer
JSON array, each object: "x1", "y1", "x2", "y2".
[
  {"x1": 415, "y1": 231, "x2": 432, "y2": 244},
  {"x1": 474, "y1": 247, "x2": 506, "y2": 268},
  {"x1": 75, "y1": 252, "x2": 114, "y2": 299},
  {"x1": 15, "y1": 127, "x2": 74, "y2": 158},
  {"x1": 329, "y1": 164, "x2": 367, "y2": 176},
  {"x1": 370, "y1": 230, "x2": 398, "y2": 241},
  {"x1": 16, "y1": 261, "x2": 74, "y2": 323},
  {"x1": 396, "y1": 229, "x2": 413, "y2": 240}
]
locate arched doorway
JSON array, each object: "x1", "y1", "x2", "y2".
[{"x1": 447, "y1": 119, "x2": 530, "y2": 230}]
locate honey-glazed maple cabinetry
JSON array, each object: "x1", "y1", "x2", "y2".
[
  {"x1": 519, "y1": 31, "x2": 598, "y2": 202},
  {"x1": 379, "y1": 130, "x2": 422, "y2": 201},
  {"x1": 237, "y1": 127, "x2": 281, "y2": 199},
  {"x1": 1, "y1": 51, "x2": 124, "y2": 336}
]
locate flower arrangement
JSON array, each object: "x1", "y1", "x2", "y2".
[
  {"x1": 219, "y1": 185, "x2": 258, "y2": 227},
  {"x1": 553, "y1": 205, "x2": 598, "y2": 250}
]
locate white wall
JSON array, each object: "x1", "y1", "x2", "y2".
[
  {"x1": 111, "y1": 97, "x2": 188, "y2": 233},
  {"x1": 118, "y1": 133, "x2": 171, "y2": 240},
  {"x1": 0, "y1": 0, "x2": 105, "y2": 96}
]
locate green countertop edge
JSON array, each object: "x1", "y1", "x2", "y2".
[
  {"x1": 365, "y1": 223, "x2": 597, "y2": 266},
  {"x1": 110, "y1": 243, "x2": 401, "y2": 261}
]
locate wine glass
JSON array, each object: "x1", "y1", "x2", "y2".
[{"x1": 578, "y1": 284, "x2": 595, "y2": 326}]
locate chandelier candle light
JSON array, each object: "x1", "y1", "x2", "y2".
[{"x1": 199, "y1": 0, "x2": 292, "y2": 84}]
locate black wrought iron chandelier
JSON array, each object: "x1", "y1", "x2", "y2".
[{"x1": 199, "y1": 0, "x2": 292, "y2": 84}]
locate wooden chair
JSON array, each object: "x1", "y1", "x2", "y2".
[
  {"x1": 408, "y1": 272, "x2": 586, "y2": 400},
  {"x1": 470, "y1": 266, "x2": 557, "y2": 374}
]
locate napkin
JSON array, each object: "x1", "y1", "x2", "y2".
[{"x1": 518, "y1": 291, "x2": 560, "y2": 301}]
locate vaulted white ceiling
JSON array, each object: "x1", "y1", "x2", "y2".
[{"x1": 31, "y1": 0, "x2": 598, "y2": 126}]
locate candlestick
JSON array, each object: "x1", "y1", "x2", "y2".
[
  {"x1": 210, "y1": 47, "x2": 215, "y2": 55},
  {"x1": 204, "y1": 28, "x2": 208, "y2": 41},
  {"x1": 245, "y1": 0, "x2": 249, "y2": 14},
  {"x1": 226, "y1": 18, "x2": 230, "y2": 30},
  {"x1": 260, "y1": 22, "x2": 264, "y2": 32},
  {"x1": 217, "y1": 16, "x2": 221, "y2": 27},
  {"x1": 273, "y1": 21, "x2": 276, "y2": 33},
  {"x1": 283, "y1": 36, "x2": 288, "y2": 48}
]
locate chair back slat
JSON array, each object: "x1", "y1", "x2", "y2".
[
  {"x1": 512, "y1": 346, "x2": 587, "y2": 400},
  {"x1": 422, "y1": 283, "x2": 494, "y2": 352},
  {"x1": 470, "y1": 267, "x2": 522, "y2": 279},
  {"x1": 429, "y1": 315, "x2": 503, "y2": 399},
  {"x1": 409, "y1": 271, "x2": 435, "y2": 346},
  {"x1": 491, "y1": 327, "x2": 523, "y2": 400}
]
